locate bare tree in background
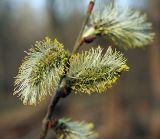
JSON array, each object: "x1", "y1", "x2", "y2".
[{"x1": 149, "y1": 0, "x2": 160, "y2": 138}]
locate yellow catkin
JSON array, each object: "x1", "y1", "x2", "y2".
[{"x1": 14, "y1": 37, "x2": 70, "y2": 105}]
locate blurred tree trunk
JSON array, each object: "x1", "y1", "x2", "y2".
[
  {"x1": 148, "y1": 0, "x2": 160, "y2": 138},
  {"x1": 0, "y1": 1, "x2": 11, "y2": 95},
  {"x1": 149, "y1": 0, "x2": 160, "y2": 102},
  {"x1": 0, "y1": 43, "x2": 4, "y2": 94}
]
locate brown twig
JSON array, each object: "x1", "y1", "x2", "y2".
[
  {"x1": 39, "y1": 92, "x2": 60, "y2": 139},
  {"x1": 72, "y1": 0, "x2": 95, "y2": 53},
  {"x1": 39, "y1": 1, "x2": 96, "y2": 139},
  {"x1": 39, "y1": 77, "x2": 70, "y2": 139}
]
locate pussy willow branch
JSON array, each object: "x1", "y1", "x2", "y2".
[
  {"x1": 39, "y1": 92, "x2": 60, "y2": 139},
  {"x1": 72, "y1": 0, "x2": 95, "y2": 53},
  {"x1": 39, "y1": 1, "x2": 96, "y2": 139}
]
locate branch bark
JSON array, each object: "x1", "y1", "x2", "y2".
[
  {"x1": 39, "y1": 1, "x2": 96, "y2": 139},
  {"x1": 72, "y1": 0, "x2": 95, "y2": 53},
  {"x1": 39, "y1": 92, "x2": 60, "y2": 139}
]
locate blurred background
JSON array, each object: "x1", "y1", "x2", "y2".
[{"x1": 0, "y1": 0, "x2": 160, "y2": 139}]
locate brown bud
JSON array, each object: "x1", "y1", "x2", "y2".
[{"x1": 84, "y1": 35, "x2": 96, "y2": 43}]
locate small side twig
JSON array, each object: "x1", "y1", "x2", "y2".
[
  {"x1": 72, "y1": 0, "x2": 95, "y2": 53},
  {"x1": 39, "y1": 1, "x2": 96, "y2": 139}
]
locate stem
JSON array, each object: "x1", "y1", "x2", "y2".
[
  {"x1": 39, "y1": 1, "x2": 96, "y2": 139},
  {"x1": 72, "y1": 0, "x2": 95, "y2": 53},
  {"x1": 39, "y1": 92, "x2": 60, "y2": 139},
  {"x1": 39, "y1": 77, "x2": 70, "y2": 139}
]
